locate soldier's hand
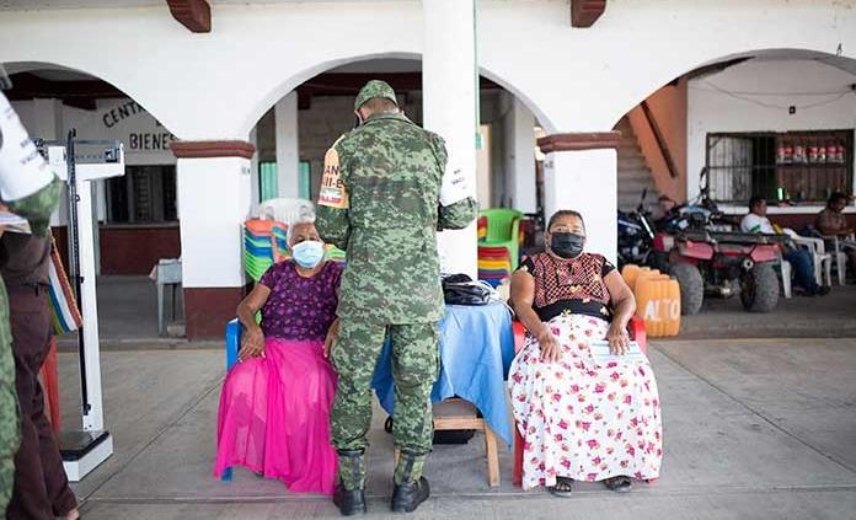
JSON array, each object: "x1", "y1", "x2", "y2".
[
  {"x1": 324, "y1": 319, "x2": 340, "y2": 360},
  {"x1": 239, "y1": 327, "x2": 265, "y2": 361}
]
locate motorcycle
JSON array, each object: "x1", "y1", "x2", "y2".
[{"x1": 617, "y1": 189, "x2": 657, "y2": 269}]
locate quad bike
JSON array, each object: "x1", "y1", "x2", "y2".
[
  {"x1": 651, "y1": 168, "x2": 788, "y2": 315},
  {"x1": 666, "y1": 229, "x2": 789, "y2": 315}
]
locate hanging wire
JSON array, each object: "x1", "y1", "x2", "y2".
[{"x1": 693, "y1": 80, "x2": 855, "y2": 110}]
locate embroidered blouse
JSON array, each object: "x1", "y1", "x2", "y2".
[
  {"x1": 517, "y1": 252, "x2": 616, "y2": 322},
  {"x1": 258, "y1": 259, "x2": 344, "y2": 341}
]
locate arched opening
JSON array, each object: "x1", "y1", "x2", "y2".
[
  {"x1": 612, "y1": 48, "x2": 856, "y2": 327},
  {"x1": 3, "y1": 60, "x2": 183, "y2": 338},
  {"x1": 246, "y1": 55, "x2": 553, "y2": 246},
  {"x1": 612, "y1": 48, "x2": 856, "y2": 222}
]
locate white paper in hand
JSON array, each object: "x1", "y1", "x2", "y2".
[
  {"x1": 0, "y1": 91, "x2": 56, "y2": 202},
  {"x1": 439, "y1": 154, "x2": 471, "y2": 207}
]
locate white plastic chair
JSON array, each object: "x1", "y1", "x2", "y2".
[
  {"x1": 256, "y1": 198, "x2": 315, "y2": 226},
  {"x1": 779, "y1": 259, "x2": 793, "y2": 299},
  {"x1": 785, "y1": 229, "x2": 832, "y2": 287},
  {"x1": 823, "y1": 234, "x2": 853, "y2": 286}
]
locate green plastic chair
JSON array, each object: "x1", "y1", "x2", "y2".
[{"x1": 479, "y1": 208, "x2": 524, "y2": 270}]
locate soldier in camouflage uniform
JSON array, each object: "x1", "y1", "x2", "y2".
[
  {"x1": 316, "y1": 80, "x2": 477, "y2": 515},
  {"x1": 0, "y1": 90, "x2": 63, "y2": 517}
]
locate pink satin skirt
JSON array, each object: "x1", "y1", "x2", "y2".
[{"x1": 213, "y1": 337, "x2": 338, "y2": 495}]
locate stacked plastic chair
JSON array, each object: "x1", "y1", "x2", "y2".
[
  {"x1": 244, "y1": 219, "x2": 289, "y2": 282},
  {"x1": 477, "y1": 209, "x2": 523, "y2": 288},
  {"x1": 478, "y1": 247, "x2": 513, "y2": 287}
]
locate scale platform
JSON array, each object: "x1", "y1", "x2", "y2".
[{"x1": 60, "y1": 430, "x2": 113, "y2": 482}]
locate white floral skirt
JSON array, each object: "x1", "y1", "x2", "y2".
[{"x1": 508, "y1": 314, "x2": 663, "y2": 490}]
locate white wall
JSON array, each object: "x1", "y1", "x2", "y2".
[
  {"x1": 3, "y1": 0, "x2": 854, "y2": 141},
  {"x1": 177, "y1": 157, "x2": 252, "y2": 288},
  {"x1": 687, "y1": 59, "x2": 856, "y2": 202},
  {"x1": 13, "y1": 97, "x2": 176, "y2": 166}
]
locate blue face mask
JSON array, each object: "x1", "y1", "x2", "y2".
[{"x1": 291, "y1": 240, "x2": 325, "y2": 268}]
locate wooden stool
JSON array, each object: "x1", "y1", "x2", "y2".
[{"x1": 394, "y1": 398, "x2": 500, "y2": 487}]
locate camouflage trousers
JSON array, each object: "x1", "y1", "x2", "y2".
[
  {"x1": 330, "y1": 320, "x2": 438, "y2": 488},
  {"x1": 0, "y1": 280, "x2": 20, "y2": 516}
]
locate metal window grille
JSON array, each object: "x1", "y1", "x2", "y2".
[
  {"x1": 706, "y1": 130, "x2": 853, "y2": 204},
  {"x1": 106, "y1": 165, "x2": 177, "y2": 224}
]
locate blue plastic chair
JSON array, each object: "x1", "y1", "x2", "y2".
[{"x1": 220, "y1": 319, "x2": 242, "y2": 481}]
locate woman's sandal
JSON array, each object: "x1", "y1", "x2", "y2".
[
  {"x1": 547, "y1": 476, "x2": 574, "y2": 498},
  {"x1": 603, "y1": 475, "x2": 632, "y2": 493}
]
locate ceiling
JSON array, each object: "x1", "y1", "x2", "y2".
[{"x1": 331, "y1": 59, "x2": 420, "y2": 74}]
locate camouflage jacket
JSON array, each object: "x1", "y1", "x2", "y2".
[{"x1": 316, "y1": 112, "x2": 477, "y2": 323}]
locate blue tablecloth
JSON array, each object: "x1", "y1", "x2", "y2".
[{"x1": 371, "y1": 302, "x2": 515, "y2": 446}]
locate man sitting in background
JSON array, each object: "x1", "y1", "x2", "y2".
[
  {"x1": 741, "y1": 196, "x2": 829, "y2": 297},
  {"x1": 815, "y1": 192, "x2": 856, "y2": 278}
]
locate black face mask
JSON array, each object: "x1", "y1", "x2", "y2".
[{"x1": 550, "y1": 232, "x2": 585, "y2": 259}]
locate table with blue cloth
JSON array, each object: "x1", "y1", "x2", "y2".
[{"x1": 370, "y1": 302, "x2": 516, "y2": 447}]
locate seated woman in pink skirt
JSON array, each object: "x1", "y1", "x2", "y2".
[{"x1": 213, "y1": 220, "x2": 343, "y2": 495}]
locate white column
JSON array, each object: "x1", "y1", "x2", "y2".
[
  {"x1": 177, "y1": 156, "x2": 252, "y2": 289},
  {"x1": 275, "y1": 91, "x2": 300, "y2": 199},
  {"x1": 423, "y1": 0, "x2": 478, "y2": 279},
  {"x1": 543, "y1": 149, "x2": 618, "y2": 264},
  {"x1": 249, "y1": 126, "x2": 260, "y2": 206},
  {"x1": 507, "y1": 98, "x2": 537, "y2": 213}
]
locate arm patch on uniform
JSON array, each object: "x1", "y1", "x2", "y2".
[
  {"x1": 318, "y1": 147, "x2": 349, "y2": 209},
  {"x1": 439, "y1": 155, "x2": 471, "y2": 207}
]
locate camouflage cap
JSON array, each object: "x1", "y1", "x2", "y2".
[{"x1": 354, "y1": 80, "x2": 398, "y2": 111}]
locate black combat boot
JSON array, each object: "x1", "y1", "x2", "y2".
[
  {"x1": 390, "y1": 450, "x2": 430, "y2": 514},
  {"x1": 333, "y1": 449, "x2": 367, "y2": 516}
]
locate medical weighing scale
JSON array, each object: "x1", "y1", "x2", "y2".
[{"x1": 39, "y1": 131, "x2": 124, "y2": 481}]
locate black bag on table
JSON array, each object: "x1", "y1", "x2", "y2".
[{"x1": 442, "y1": 274, "x2": 492, "y2": 306}]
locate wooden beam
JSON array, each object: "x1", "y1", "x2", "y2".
[
  {"x1": 170, "y1": 140, "x2": 255, "y2": 159},
  {"x1": 571, "y1": 0, "x2": 607, "y2": 28},
  {"x1": 4, "y1": 71, "x2": 503, "y2": 113},
  {"x1": 537, "y1": 131, "x2": 622, "y2": 154},
  {"x1": 5, "y1": 72, "x2": 123, "y2": 109},
  {"x1": 166, "y1": 0, "x2": 211, "y2": 33},
  {"x1": 295, "y1": 72, "x2": 501, "y2": 109}
]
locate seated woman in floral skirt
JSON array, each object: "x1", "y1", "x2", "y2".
[{"x1": 508, "y1": 210, "x2": 663, "y2": 496}]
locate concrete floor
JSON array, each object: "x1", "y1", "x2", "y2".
[
  {"x1": 57, "y1": 276, "x2": 185, "y2": 347},
  {"x1": 55, "y1": 336, "x2": 856, "y2": 519},
  {"x1": 679, "y1": 284, "x2": 856, "y2": 339},
  {"x1": 49, "y1": 277, "x2": 856, "y2": 517}
]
